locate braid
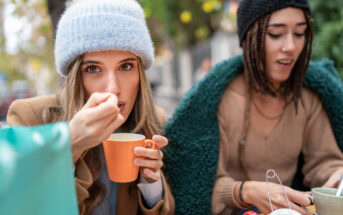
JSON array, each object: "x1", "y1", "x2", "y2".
[
  {"x1": 282, "y1": 10, "x2": 313, "y2": 111},
  {"x1": 242, "y1": 14, "x2": 276, "y2": 96}
]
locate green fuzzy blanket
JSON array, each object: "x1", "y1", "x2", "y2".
[{"x1": 164, "y1": 55, "x2": 343, "y2": 214}]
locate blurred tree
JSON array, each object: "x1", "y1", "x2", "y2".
[
  {"x1": 309, "y1": 0, "x2": 343, "y2": 76},
  {"x1": 140, "y1": 0, "x2": 175, "y2": 54},
  {"x1": 0, "y1": 53, "x2": 25, "y2": 83},
  {"x1": 46, "y1": 0, "x2": 66, "y2": 36},
  {"x1": 142, "y1": 0, "x2": 343, "y2": 78},
  {"x1": 0, "y1": 1, "x2": 25, "y2": 83},
  {"x1": 0, "y1": 1, "x2": 5, "y2": 51},
  {"x1": 0, "y1": 0, "x2": 57, "y2": 90},
  {"x1": 141, "y1": 0, "x2": 224, "y2": 50}
]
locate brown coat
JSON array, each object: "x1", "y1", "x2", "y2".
[{"x1": 7, "y1": 94, "x2": 174, "y2": 215}]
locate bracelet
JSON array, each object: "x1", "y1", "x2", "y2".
[{"x1": 239, "y1": 181, "x2": 250, "y2": 207}]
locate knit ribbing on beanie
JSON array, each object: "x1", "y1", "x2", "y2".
[
  {"x1": 237, "y1": 0, "x2": 311, "y2": 46},
  {"x1": 54, "y1": 0, "x2": 154, "y2": 76}
]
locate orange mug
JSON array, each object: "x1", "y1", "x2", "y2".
[{"x1": 103, "y1": 133, "x2": 155, "y2": 183}]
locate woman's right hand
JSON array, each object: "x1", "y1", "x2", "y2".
[
  {"x1": 69, "y1": 92, "x2": 125, "y2": 162},
  {"x1": 241, "y1": 181, "x2": 312, "y2": 215}
]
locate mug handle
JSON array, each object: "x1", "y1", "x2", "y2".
[
  {"x1": 144, "y1": 139, "x2": 155, "y2": 149},
  {"x1": 304, "y1": 194, "x2": 317, "y2": 215}
]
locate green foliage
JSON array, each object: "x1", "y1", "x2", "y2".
[
  {"x1": 0, "y1": 0, "x2": 57, "y2": 90},
  {"x1": 0, "y1": 53, "x2": 26, "y2": 83},
  {"x1": 309, "y1": 0, "x2": 343, "y2": 76},
  {"x1": 141, "y1": 0, "x2": 222, "y2": 49},
  {"x1": 142, "y1": 0, "x2": 343, "y2": 78}
]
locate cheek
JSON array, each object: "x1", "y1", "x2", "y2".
[
  {"x1": 265, "y1": 38, "x2": 278, "y2": 57},
  {"x1": 296, "y1": 38, "x2": 306, "y2": 56},
  {"x1": 81, "y1": 73, "x2": 108, "y2": 98},
  {"x1": 264, "y1": 38, "x2": 281, "y2": 66},
  {"x1": 126, "y1": 72, "x2": 140, "y2": 103},
  {"x1": 81, "y1": 73, "x2": 93, "y2": 98},
  {"x1": 264, "y1": 44, "x2": 275, "y2": 68},
  {"x1": 132, "y1": 74, "x2": 140, "y2": 98}
]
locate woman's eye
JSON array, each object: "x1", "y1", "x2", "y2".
[
  {"x1": 119, "y1": 63, "x2": 134, "y2": 71},
  {"x1": 267, "y1": 33, "x2": 281, "y2": 39},
  {"x1": 294, "y1": 32, "x2": 305, "y2": 37},
  {"x1": 85, "y1": 65, "x2": 100, "y2": 74}
]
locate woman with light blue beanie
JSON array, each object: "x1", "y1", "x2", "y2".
[{"x1": 7, "y1": 0, "x2": 174, "y2": 214}]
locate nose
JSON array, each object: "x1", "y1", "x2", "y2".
[
  {"x1": 106, "y1": 72, "x2": 121, "y2": 95},
  {"x1": 282, "y1": 33, "x2": 296, "y2": 53}
]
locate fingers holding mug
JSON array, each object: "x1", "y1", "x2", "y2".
[
  {"x1": 140, "y1": 168, "x2": 162, "y2": 182},
  {"x1": 135, "y1": 149, "x2": 164, "y2": 182},
  {"x1": 134, "y1": 135, "x2": 168, "y2": 182}
]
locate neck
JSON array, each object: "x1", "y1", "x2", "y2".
[
  {"x1": 242, "y1": 68, "x2": 282, "y2": 98},
  {"x1": 251, "y1": 88, "x2": 284, "y2": 105},
  {"x1": 268, "y1": 79, "x2": 282, "y2": 93},
  {"x1": 249, "y1": 88, "x2": 286, "y2": 121}
]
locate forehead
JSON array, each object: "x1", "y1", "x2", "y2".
[{"x1": 268, "y1": 7, "x2": 306, "y2": 24}]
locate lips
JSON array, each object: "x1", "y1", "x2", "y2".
[
  {"x1": 277, "y1": 59, "x2": 293, "y2": 65},
  {"x1": 118, "y1": 102, "x2": 125, "y2": 112}
]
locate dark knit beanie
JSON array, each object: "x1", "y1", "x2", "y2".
[{"x1": 237, "y1": 0, "x2": 311, "y2": 47}]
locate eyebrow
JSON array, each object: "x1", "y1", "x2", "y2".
[
  {"x1": 268, "y1": 22, "x2": 307, "y2": 27},
  {"x1": 81, "y1": 57, "x2": 137, "y2": 65},
  {"x1": 119, "y1": 57, "x2": 137, "y2": 63},
  {"x1": 81, "y1": 60, "x2": 100, "y2": 65}
]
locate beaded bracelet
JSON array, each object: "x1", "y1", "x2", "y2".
[{"x1": 239, "y1": 180, "x2": 250, "y2": 207}]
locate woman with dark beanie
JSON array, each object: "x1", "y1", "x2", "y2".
[{"x1": 164, "y1": 0, "x2": 343, "y2": 214}]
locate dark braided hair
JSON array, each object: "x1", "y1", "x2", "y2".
[{"x1": 241, "y1": 10, "x2": 313, "y2": 110}]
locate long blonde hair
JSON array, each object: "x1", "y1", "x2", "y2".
[{"x1": 43, "y1": 54, "x2": 162, "y2": 214}]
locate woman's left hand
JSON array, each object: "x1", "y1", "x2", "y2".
[
  {"x1": 322, "y1": 168, "x2": 343, "y2": 188},
  {"x1": 133, "y1": 135, "x2": 168, "y2": 183}
]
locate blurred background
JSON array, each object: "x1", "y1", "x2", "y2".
[{"x1": 0, "y1": 0, "x2": 342, "y2": 124}]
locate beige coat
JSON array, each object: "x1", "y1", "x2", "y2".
[{"x1": 7, "y1": 94, "x2": 174, "y2": 215}]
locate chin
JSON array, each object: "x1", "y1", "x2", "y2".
[
  {"x1": 276, "y1": 78, "x2": 290, "y2": 83},
  {"x1": 122, "y1": 113, "x2": 129, "y2": 122},
  {"x1": 272, "y1": 74, "x2": 291, "y2": 83}
]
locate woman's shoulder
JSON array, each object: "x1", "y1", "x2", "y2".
[
  {"x1": 301, "y1": 87, "x2": 323, "y2": 113},
  {"x1": 220, "y1": 73, "x2": 245, "y2": 103},
  {"x1": 7, "y1": 94, "x2": 59, "y2": 126},
  {"x1": 227, "y1": 74, "x2": 245, "y2": 95},
  {"x1": 155, "y1": 106, "x2": 168, "y2": 126}
]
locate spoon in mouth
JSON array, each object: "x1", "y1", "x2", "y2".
[{"x1": 335, "y1": 174, "x2": 343, "y2": 197}]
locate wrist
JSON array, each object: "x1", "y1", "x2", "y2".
[
  {"x1": 239, "y1": 181, "x2": 251, "y2": 207},
  {"x1": 234, "y1": 181, "x2": 251, "y2": 208},
  {"x1": 69, "y1": 122, "x2": 84, "y2": 163},
  {"x1": 69, "y1": 136, "x2": 82, "y2": 163},
  {"x1": 242, "y1": 181, "x2": 255, "y2": 205}
]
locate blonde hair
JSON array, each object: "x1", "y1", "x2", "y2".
[{"x1": 43, "y1": 55, "x2": 162, "y2": 214}]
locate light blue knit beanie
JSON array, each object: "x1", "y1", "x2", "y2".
[{"x1": 54, "y1": 0, "x2": 154, "y2": 77}]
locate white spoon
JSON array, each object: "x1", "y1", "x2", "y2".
[{"x1": 335, "y1": 175, "x2": 343, "y2": 197}]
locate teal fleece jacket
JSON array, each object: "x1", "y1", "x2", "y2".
[{"x1": 164, "y1": 55, "x2": 343, "y2": 215}]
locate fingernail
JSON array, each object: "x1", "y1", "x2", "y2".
[
  {"x1": 134, "y1": 159, "x2": 140, "y2": 165},
  {"x1": 154, "y1": 135, "x2": 162, "y2": 141},
  {"x1": 134, "y1": 147, "x2": 142, "y2": 154}
]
